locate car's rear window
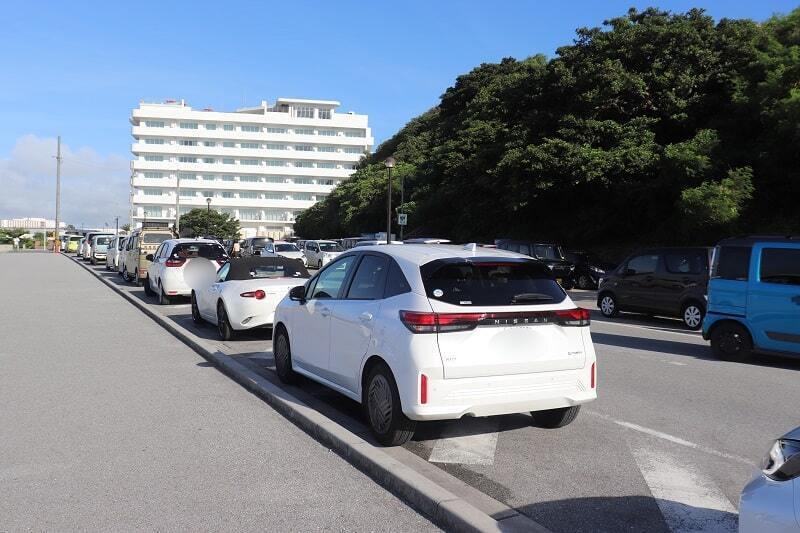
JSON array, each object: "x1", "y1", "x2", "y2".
[
  {"x1": 143, "y1": 233, "x2": 173, "y2": 244},
  {"x1": 421, "y1": 259, "x2": 565, "y2": 306},
  {"x1": 275, "y1": 243, "x2": 299, "y2": 252},
  {"x1": 95, "y1": 237, "x2": 112, "y2": 246},
  {"x1": 319, "y1": 242, "x2": 343, "y2": 252},
  {"x1": 172, "y1": 243, "x2": 226, "y2": 260}
]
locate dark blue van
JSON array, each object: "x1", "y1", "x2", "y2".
[{"x1": 703, "y1": 236, "x2": 800, "y2": 361}]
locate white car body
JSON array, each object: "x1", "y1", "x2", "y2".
[
  {"x1": 739, "y1": 427, "x2": 800, "y2": 533},
  {"x1": 117, "y1": 237, "x2": 130, "y2": 276},
  {"x1": 273, "y1": 241, "x2": 305, "y2": 262},
  {"x1": 303, "y1": 240, "x2": 343, "y2": 268},
  {"x1": 80, "y1": 232, "x2": 113, "y2": 260},
  {"x1": 194, "y1": 258, "x2": 310, "y2": 330},
  {"x1": 105, "y1": 236, "x2": 123, "y2": 271},
  {"x1": 274, "y1": 244, "x2": 597, "y2": 443},
  {"x1": 147, "y1": 239, "x2": 226, "y2": 300}
]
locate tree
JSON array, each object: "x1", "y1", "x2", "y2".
[
  {"x1": 121, "y1": 223, "x2": 131, "y2": 232},
  {"x1": 178, "y1": 209, "x2": 240, "y2": 239}
]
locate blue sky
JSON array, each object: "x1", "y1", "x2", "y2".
[{"x1": 0, "y1": 0, "x2": 796, "y2": 226}]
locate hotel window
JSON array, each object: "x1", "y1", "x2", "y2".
[
  {"x1": 143, "y1": 188, "x2": 162, "y2": 196},
  {"x1": 145, "y1": 120, "x2": 165, "y2": 128},
  {"x1": 344, "y1": 147, "x2": 363, "y2": 154},
  {"x1": 143, "y1": 171, "x2": 163, "y2": 179},
  {"x1": 294, "y1": 177, "x2": 313, "y2": 184},
  {"x1": 179, "y1": 190, "x2": 195, "y2": 198},
  {"x1": 318, "y1": 129, "x2": 336, "y2": 136},
  {"x1": 318, "y1": 109, "x2": 331, "y2": 120},
  {"x1": 344, "y1": 130, "x2": 365, "y2": 138},
  {"x1": 317, "y1": 162, "x2": 335, "y2": 169},
  {"x1": 204, "y1": 141, "x2": 216, "y2": 147},
  {"x1": 265, "y1": 160, "x2": 284, "y2": 167},
  {"x1": 144, "y1": 155, "x2": 163, "y2": 161},
  {"x1": 178, "y1": 172, "x2": 196, "y2": 180},
  {"x1": 179, "y1": 140, "x2": 198, "y2": 146},
  {"x1": 295, "y1": 161, "x2": 313, "y2": 168},
  {"x1": 241, "y1": 159, "x2": 260, "y2": 166},
  {"x1": 264, "y1": 210, "x2": 284, "y2": 221},
  {"x1": 203, "y1": 174, "x2": 216, "y2": 181},
  {"x1": 294, "y1": 128, "x2": 313, "y2": 135},
  {"x1": 179, "y1": 206, "x2": 193, "y2": 215},
  {"x1": 178, "y1": 156, "x2": 197, "y2": 163},
  {"x1": 202, "y1": 190, "x2": 215, "y2": 198},
  {"x1": 240, "y1": 175, "x2": 261, "y2": 182},
  {"x1": 264, "y1": 192, "x2": 285, "y2": 200},
  {"x1": 179, "y1": 122, "x2": 198, "y2": 129},
  {"x1": 239, "y1": 209, "x2": 261, "y2": 220},
  {"x1": 223, "y1": 158, "x2": 235, "y2": 165},
  {"x1": 205, "y1": 124, "x2": 217, "y2": 130},
  {"x1": 293, "y1": 193, "x2": 313, "y2": 201},
  {"x1": 223, "y1": 124, "x2": 234, "y2": 131},
  {"x1": 241, "y1": 142, "x2": 260, "y2": 149},
  {"x1": 221, "y1": 191, "x2": 234, "y2": 198},
  {"x1": 241, "y1": 125, "x2": 261, "y2": 132},
  {"x1": 294, "y1": 145, "x2": 313, "y2": 151},
  {"x1": 203, "y1": 158, "x2": 215, "y2": 164},
  {"x1": 145, "y1": 138, "x2": 164, "y2": 145},
  {"x1": 317, "y1": 146, "x2": 335, "y2": 152},
  {"x1": 343, "y1": 163, "x2": 356, "y2": 169},
  {"x1": 221, "y1": 175, "x2": 235, "y2": 181},
  {"x1": 223, "y1": 141, "x2": 235, "y2": 147},
  {"x1": 263, "y1": 176, "x2": 285, "y2": 183},
  {"x1": 266, "y1": 143, "x2": 285, "y2": 150},
  {"x1": 267, "y1": 127, "x2": 286, "y2": 134},
  {"x1": 318, "y1": 179, "x2": 334, "y2": 186},
  {"x1": 143, "y1": 206, "x2": 162, "y2": 217},
  {"x1": 239, "y1": 192, "x2": 259, "y2": 199},
  {"x1": 295, "y1": 106, "x2": 314, "y2": 118}
]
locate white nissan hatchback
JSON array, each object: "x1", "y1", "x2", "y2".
[{"x1": 273, "y1": 244, "x2": 597, "y2": 446}]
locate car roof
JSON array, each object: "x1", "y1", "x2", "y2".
[
  {"x1": 784, "y1": 426, "x2": 800, "y2": 441},
  {"x1": 717, "y1": 235, "x2": 800, "y2": 247},
  {"x1": 311, "y1": 240, "x2": 337, "y2": 244},
  {"x1": 163, "y1": 238, "x2": 221, "y2": 245},
  {"x1": 348, "y1": 244, "x2": 531, "y2": 265}
]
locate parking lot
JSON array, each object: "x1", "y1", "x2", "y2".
[{"x1": 40, "y1": 252, "x2": 800, "y2": 532}]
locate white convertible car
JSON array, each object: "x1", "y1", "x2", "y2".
[{"x1": 191, "y1": 256, "x2": 311, "y2": 340}]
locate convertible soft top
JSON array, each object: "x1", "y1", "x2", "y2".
[{"x1": 226, "y1": 256, "x2": 310, "y2": 280}]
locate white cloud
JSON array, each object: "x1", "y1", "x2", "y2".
[{"x1": 0, "y1": 134, "x2": 129, "y2": 228}]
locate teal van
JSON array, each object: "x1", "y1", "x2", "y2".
[{"x1": 703, "y1": 236, "x2": 800, "y2": 362}]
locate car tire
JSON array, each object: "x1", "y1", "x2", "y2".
[
  {"x1": 364, "y1": 363, "x2": 416, "y2": 446},
  {"x1": 531, "y1": 405, "x2": 581, "y2": 428},
  {"x1": 710, "y1": 322, "x2": 752, "y2": 363},
  {"x1": 91, "y1": 257, "x2": 96, "y2": 265},
  {"x1": 681, "y1": 301, "x2": 704, "y2": 330},
  {"x1": 317, "y1": 259, "x2": 322, "y2": 269},
  {"x1": 143, "y1": 278, "x2": 155, "y2": 296},
  {"x1": 158, "y1": 283, "x2": 172, "y2": 305},
  {"x1": 217, "y1": 302, "x2": 236, "y2": 341},
  {"x1": 578, "y1": 274, "x2": 593, "y2": 290},
  {"x1": 273, "y1": 327, "x2": 298, "y2": 384},
  {"x1": 134, "y1": 269, "x2": 143, "y2": 286},
  {"x1": 123, "y1": 266, "x2": 132, "y2": 283},
  {"x1": 191, "y1": 292, "x2": 203, "y2": 324},
  {"x1": 599, "y1": 293, "x2": 618, "y2": 318}
]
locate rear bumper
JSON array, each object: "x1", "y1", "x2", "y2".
[{"x1": 404, "y1": 367, "x2": 596, "y2": 421}]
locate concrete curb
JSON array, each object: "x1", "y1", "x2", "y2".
[{"x1": 65, "y1": 254, "x2": 551, "y2": 533}]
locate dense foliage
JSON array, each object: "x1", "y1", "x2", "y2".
[
  {"x1": 295, "y1": 7, "x2": 800, "y2": 247},
  {"x1": 178, "y1": 208, "x2": 240, "y2": 239}
]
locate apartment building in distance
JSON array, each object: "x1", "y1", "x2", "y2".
[{"x1": 130, "y1": 98, "x2": 373, "y2": 238}]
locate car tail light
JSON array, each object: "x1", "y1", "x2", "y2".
[
  {"x1": 554, "y1": 308, "x2": 590, "y2": 326},
  {"x1": 165, "y1": 258, "x2": 186, "y2": 267},
  {"x1": 420, "y1": 374, "x2": 428, "y2": 404},
  {"x1": 399, "y1": 311, "x2": 483, "y2": 333},
  {"x1": 240, "y1": 290, "x2": 266, "y2": 300}
]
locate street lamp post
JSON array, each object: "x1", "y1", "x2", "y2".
[
  {"x1": 206, "y1": 197, "x2": 212, "y2": 237},
  {"x1": 399, "y1": 172, "x2": 405, "y2": 241},
  {"x1": 384, "y1": 157, "x2": 395, "y2": 244}
]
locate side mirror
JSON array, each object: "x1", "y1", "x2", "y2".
[
  {"x1": 289, "y1": 285, "x2": 306, "y2": 302},
  {"x1": 146, "y1": 254, "x2": 154, "y2": 261}
]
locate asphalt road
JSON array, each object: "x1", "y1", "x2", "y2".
[
  {"x1": 43, "y1": 254, "x2": 800, "y2": 532},
  {"x1": 0, "y1": 252, "x2": 437, "y2": 531}
]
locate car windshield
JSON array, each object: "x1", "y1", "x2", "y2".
[
  {"x1": 275, "y1": 243, "x2": 299, "y2": 252},
  {"x1": 533, "y1": 245, "x2": 564, "y2": 261},
  {"x1": 251, "y1": 238, "x2": 272, "y2": 247},
  {"x1": 171, "y1": 243, "x2": 226, "y2": 259},
  {"x1": 95, "y1": 237, "x2": 112, "y2": 246},
  {"x1": 319, "y1": 243, "x2": 343, "y2": 252},
  {"x1": 143, "y1": 233, "x2": 173, "y2": 244},
  {"x1": 421, "y1": 259, "x2": 565, "y2": 306}
]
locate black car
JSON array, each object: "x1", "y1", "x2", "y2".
[
  {"x1": 565, "y1": 251, "x2": 617, "y2": 290},
  {"x1": 496, "y1": 239, "x2": 575, "y2": 288},
  {"x1": 596, "y1": 247, "x2": 712, "y2": 329}
]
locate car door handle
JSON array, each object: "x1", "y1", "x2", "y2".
[
  {"x1": 320, "y1": 307, "x2": 330, "y2": 317},
  {"x1": 792, "y1": 295, "x2": 800, "y2": 305},
  {"x1": 359, "y1": 312, "x2": 373, "y2": 322}
]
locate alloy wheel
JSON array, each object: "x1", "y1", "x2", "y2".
[
  {"x1": 600, "y1": 296, "x2": 615, "y2": 316},
  {"x1": 367, "y1": 374, "x2": 393, "y2": 434},
  {"x1": 683, "y1": 305, "x2": 702, "y2": 329}
]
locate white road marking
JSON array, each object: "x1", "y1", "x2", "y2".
[
  {"x1": 633, "y1": 446, "x2": 738, "y2": 532},
  {"x1": 588, "y1": 411, "x2": 755, "y2": 466},
  {"x1": 428, "y1": 418, "x2": 500, "y2": 465},
  {"x1": 592, "y1": 319, "x2": 701, "y2": 339}
]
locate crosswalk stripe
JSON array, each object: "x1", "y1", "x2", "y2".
[{"x1": 428, "y1": 418, "x2": 500, "y2": 465}]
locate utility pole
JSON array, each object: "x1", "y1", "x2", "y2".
[
  {"x1": 53, "y1": 136, "x2": 62, "y2": 252},
  {"x1": 115, "y1": 216, "x2": 119, "y2": 237}
]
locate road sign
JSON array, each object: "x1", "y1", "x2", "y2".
[{"x1": 398, "y1": 213, "x2": 408, "y2": 226}]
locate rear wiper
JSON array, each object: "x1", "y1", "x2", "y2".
[{"x1": 511, "y1": 293, "x2": 554, "y2": 304}]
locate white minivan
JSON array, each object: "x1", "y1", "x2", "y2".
[
  {"x1": 273, "y1": 244, "x2": 597, "y2": 445},
  {"x1": 303, "y1": 240, "x2": 343, "y2": 269}
]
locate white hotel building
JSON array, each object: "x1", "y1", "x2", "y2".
[{"x1": 130, "y1": 98, "x2": 372, "y2": 238}]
